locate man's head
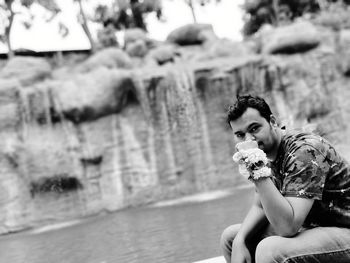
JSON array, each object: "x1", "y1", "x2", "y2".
[
  {"x1": 227, "y1": 95, "x2": 281, "y2": 157},
  {"x1": 227, "y1": 95, "x2": 273, "y2": 124}
]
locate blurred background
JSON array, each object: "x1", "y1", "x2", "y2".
[{"x1": 0, "y1": 0, "x2": 350, "y2": 262}]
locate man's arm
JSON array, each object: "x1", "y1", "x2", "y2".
[
  {"x1": 235, "y1": 191, "x2": 269, "y2": 243},
  {"x1": 253, "y1": 178, "x2": 314, "y2": 237},
  {"x1": 230, "y1": 192, "x2": 268, "y2": 263}
]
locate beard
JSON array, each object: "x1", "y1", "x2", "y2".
[{"x1": 259, "y1": 126, "x2": 279, "y2": 154}]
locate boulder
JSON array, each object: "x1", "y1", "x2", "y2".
[
  {"x1": 77, "y1": 48, "x2": 133, "y2": 73},
  {"x1": 126, "y1": 39, "x2": 148, "y2": 57},
  {"x1": 96, "y1": 25, "x2": 119, "y2": 49},
  {"x1": 313, "y1": 6, "x2": 350, "y2": 31},
  {"x1": 166, "y1": 23, "x2": 217, "y2": 46},
  {"x1": 124, "y1": 28, "x2": 149, "y2": 47},
  {"x1": 147, "y1": 44, "x2": 178, "y2": 65},
  {"x1": 195, "y1": 39, "x2": 256, "y2": 61},
  {"x1": 52, "y1": 67, "x2": 135, "y2": 123},
  {"x1": 0, "y1": 57, "x2": 51, "y2": 86},
  {"x1": 261, "y1": 20, "x2": 320, "y2": 54}
]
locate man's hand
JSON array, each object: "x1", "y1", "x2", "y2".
[
  {"x1": 230, "y1": 238, "x2": 252, "y2": 263},
  {"x1": 238, "y1": 163, "x2": 251, "y2": 180},
  {"x1": 233, "y1": 140, "x2": 270, "y2": 181}
]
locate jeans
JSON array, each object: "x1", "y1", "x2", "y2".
[{"x1": 220, "y1": 223, "x2": 350, "y2": 263}]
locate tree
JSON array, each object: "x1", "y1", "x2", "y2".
[
  {"x1": 94, "y1": 0, "x2": 162, "y2": 30},
  {"x1": 26, "y1": 0, "x2": 96, "y2": 53},
  {"x1": 26, "y1": 0, "x2": 60, "y2": 22},
  {"x1": 0, "y1": 0, "x2": 16, "y2": 58},
  {"x1": 181, "y1": 0, "x2": 221, "y2": 23},
  {"x1": 242, "y1": 0, "x2": 322, "y2": 36},
  {"x1": 73, "y1": 0, "x2": 96, "y2": 53},
  {"x1": 0, "y1": 0, "x2": 63, "y2": 58},
  {"x1": 185, "y1": 0, "x2": 197, "y2": 23}
]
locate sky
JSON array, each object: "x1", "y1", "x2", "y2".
[{"x1": 0, "y1": 0, "x2": 245, "y2": 53}]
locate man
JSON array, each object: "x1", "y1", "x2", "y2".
[{"x1": 220, "y1": 95, "x2": 350, "y2": 263}]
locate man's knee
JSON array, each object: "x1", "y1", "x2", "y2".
[
  {"x1": 220, "y1": 224, "x2": 241, "y2": 251},
  {"x1": 255, "y1": 236, "x2": 286, "y2": 263}
]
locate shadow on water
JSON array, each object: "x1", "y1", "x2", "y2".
[{"x1": 0, "y1": 186, "x2": 254, "y2": 263}]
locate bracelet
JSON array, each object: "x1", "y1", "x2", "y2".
[{"x1": 249, "y1": 166, "x2": 272, "y2": 181}]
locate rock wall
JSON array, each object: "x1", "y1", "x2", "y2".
[{"x1": 0, "y1": 22, "x2": 349, "y2": 234}]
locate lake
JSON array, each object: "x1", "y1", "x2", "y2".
[{"x1": 0, "y1": 186, "x2": 254, "y2": 263}]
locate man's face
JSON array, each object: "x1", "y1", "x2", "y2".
[{"x1": 229, "y1": 107, "x2": 279, "y2": 154}]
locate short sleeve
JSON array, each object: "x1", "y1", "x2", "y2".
[{"x1": 280, "y1": 145, "x2": 329, "y2": 200}]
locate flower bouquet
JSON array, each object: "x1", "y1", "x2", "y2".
[{"x1": 232, "y1": 140, "x2": 271, "y2": 180}]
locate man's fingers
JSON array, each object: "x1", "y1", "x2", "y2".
[{"x1": 238, "y1": 164, "x2": 251, "y2": 179}]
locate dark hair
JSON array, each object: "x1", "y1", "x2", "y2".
[{"x1": 227, "y1": 95, "x2": 272, "y2": 125}]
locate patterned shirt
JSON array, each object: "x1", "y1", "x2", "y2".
[{"x1": 271, "y1": 130, "x2": 350, "y2": 228}]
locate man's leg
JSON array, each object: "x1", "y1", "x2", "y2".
[
  {"x1": 255, "y1": 226, "x2": 350, "y2": 263},
  {"x1": 220, "y1": 224, "x2": 275, "y2": 263},
  {"x1": 220, "y1": 224, "x2": 241, "y2": 263}
]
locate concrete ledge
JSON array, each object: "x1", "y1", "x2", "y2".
[
  {"x1": 27, "y1": 219, "x2": 83, "y2": 234},
  {"x1": 193, "y1": 256, "x2": 225, "y2": 263},
  {"x1": 150, "y1": 184, "x2": 252, "y2": 208}
]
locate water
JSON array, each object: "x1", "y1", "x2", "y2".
[{"x1": 0, "y1": 187, "x2": 254, "y2": 263}]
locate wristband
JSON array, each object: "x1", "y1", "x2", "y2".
[{"x1": 249, "y1": 166, "x2": 272, "y2": 181}]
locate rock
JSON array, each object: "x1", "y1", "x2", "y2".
[
  {"x1": 124, "y1": 28, "x2": 148, "y2": 47},
  {"x1": 176, "y1": 45, "x2": 207, "y2": 61},
  {"x1": 147, "y1": 44, "x2": 178, "y2": 65},
  {"x1": 195, "y1": 39, "x2": 255, "y2": 61},
  {"x1": 77, "y1": 48, "x2": 133, "y2": 73},
  {"x1": 339, "y1": 30, "x2": 350, "y2": 76},
  {"x1": 0, "y1": 57, "x2": 51, "y2": 86},
  {"x1": 261, "y1": 20, "x2": 320, "y2": 54},
  {"x1": 52, "y1": 67, "x2": 135, "y2": 123},
  {"x1": 244, "y1": 0, "x2": 261, "y2": 13},
  {"x1": 166, "y1": 23, "x2": 217, "y2": 46},
  {"x1": 51, "y1": 66, "x2": 74, "y2": 80},
  {"x1": 313, "y1": 6, "x2": 350, "y2": 31},
  {"x1": 296, "y1": 91, "x2": 332, "y2": 121},
  {"x1": 0, "y1": 79, "x2": 21, "y2": 131},
  {"x1": 126, "y1": 39, "x2": 148, "y2": 57},
  {"x1": 96, "y1": 25, "x2": 119, "y2": 49}
]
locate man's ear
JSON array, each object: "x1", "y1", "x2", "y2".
[{"x1": 269, "y1": 114, "x2": 278, "y2": 127}]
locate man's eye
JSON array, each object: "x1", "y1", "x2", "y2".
[
  {"x1": 250, "y1": 126, "x2": 259, "y2": 133},
  {"x1": 236, "y1": 133, "x2": 244, "y2": 139}
]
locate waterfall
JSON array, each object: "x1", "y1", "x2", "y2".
[{"x1": 0, "y1": 48, "x2": 348, "y2": 233}]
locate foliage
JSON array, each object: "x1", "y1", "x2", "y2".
[
  {"x1": 30, "y1": 174, "x2": 83, "y2": 197},
  {"x1": 0, "y1": 0, "x2": 66, "y2": 58},
  {"x1": 74, "y1": 0, "x2": 96, "y2": 52},
  {"x1": 0, "y1": 0, "x2": 16, "y2": 58},
  {"x1": 242, "y1": 0, "x2": 350, "y2": 36},
  {"x1": 94, "y1": 0, "x2": 162, "y2": 32},
  {"x1": 313, "y1": 2, "x2": 350, "y2": 30},
  {"x1": 170, "y1": 0, "x2": 221, "y2": 23},
  {"x1": 242, "y1": 0, "x2": 322, "y2": 36},
  {"x1": 97, "y1": 24, "x2": 119, "y2": 48},
  {"x1": 21, "y1": 0, "x2": 61, "y2": 21}
]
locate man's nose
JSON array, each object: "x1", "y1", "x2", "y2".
[{"x1": 245, "y1": 133, "x2": 255, "y2": 141}]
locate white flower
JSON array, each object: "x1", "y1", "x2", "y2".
[
  {"x1": 232, "y1": 147, "x2": 270, "y2": 181},
  {"x1": 253, "y1": 166, "x2": 271, "y2": 179},
  {"x1": 242, "y1": 148, "x2": 268, "y2": 165},
  {"x1": 298, "y1": 189, "x2": 306, "y2": 196},
  {"x1": 238, "y1": 164, "x2": 251, "y2": 179},
  {"x1": 234, "y1": 148, "x2": 268, "y2": 168},
  {"x1": 232, "y1": 151, "x2": 243, "y2": 163}
]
